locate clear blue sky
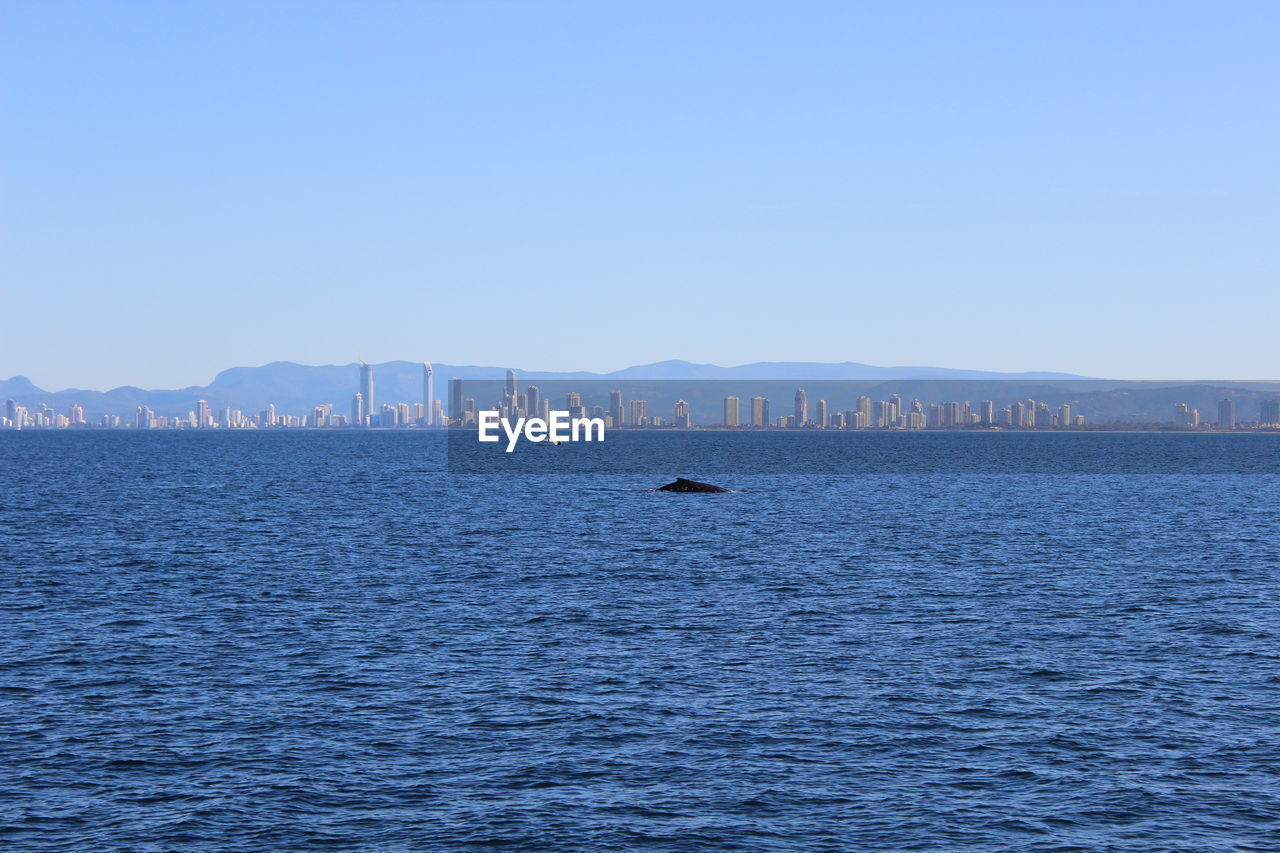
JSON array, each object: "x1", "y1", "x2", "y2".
[{"x1": 2, "y1": 1, "x2": 1277, "y2": 390}]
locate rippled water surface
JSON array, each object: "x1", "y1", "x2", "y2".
[{"x1": 3, "y1": 431, "x2": 1279, "y2": 851}]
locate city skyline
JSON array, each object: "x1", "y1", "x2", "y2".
[{"x1": 7, "y1": 364, "x2": 1279, "y2": 431}]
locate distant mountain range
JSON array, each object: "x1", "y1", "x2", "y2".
[{"x1": 3, "y1": 360, "x2": 1278, "y2": 423}]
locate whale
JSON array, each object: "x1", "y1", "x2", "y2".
[{"x1": 656, "y1": 477, "x2": 730, "y2": 493}]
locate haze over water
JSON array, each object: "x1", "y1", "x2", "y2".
[{"x1": 3, "y1": 431, "x2": 1278, "y2": 851}]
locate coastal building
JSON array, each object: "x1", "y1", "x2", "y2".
[
  {"x1": 609, "y1": 391, "x2": 624, "y2": 427},
  {"x1": 449, "y1": 379, "x2": 463, "y2": 425},
  {"x1": 794, "y1": 389, "x2": 807, "y2": 427},
  {"x1": 359, "y1": 361, "x2": 375, "y2": 424},
  {"x1": 724, "y1": 396, "x2": 740, "y2": 427},
  {"x1": 1262, "y1": 399, "x2": 1280, "y2": 428},
  {"x1": 674, "y1": 399, "x2": 691, "y2": 428},
  {"x1": 1218, "y1": 398, "x2": 1235, "y2": 429},
  {"x1": 352, "y1": 392, "x2": 364, "y2": 427},
  {"x1": 815, "y1": 399, "x2": 827, "y2": 429},
  {"x1": 751, "y1": 396, "x2": 769, "y2": 427},
  {"x1": 423, "y1": 363, "x2": 434, "y2": 425}
]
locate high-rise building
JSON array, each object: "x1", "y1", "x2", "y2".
[
  {"x1": 794, "y1": 389, "x2": 807, "y2": 427},
  {"x1": 359, "y1": 361, "x2": 375, "y2": 424},
  {"x1": 1261, "y1": 399, "x2": 1280, "y2": 427},
  {"x1": 1058, "y1": 404, "x2": 1071, "y2": 427},
  {"x1": 751, "y1": 396, "x2": 769, "y2": 427},
  {"x1": 505, "y1": 369, "x2": 518, "y2": 400},
  {"x1": 628, "y1": 399, "x2": 648, "y2": 426},
  {"x1": 1218, "y1": 398, "x2": 1235, "y2": 429},
  {"x1": 980, "y1": 400, "x2": 995, "y2": 425},
  {"x1": 449, "y1": 379, "x2": 463, "y2": 425},
  {"x1": 674, "y1": 399, "x2": 691, "y2": 428},
  {"x1": 526, "y1": 385, "x2": 541, "y2": 419},
  {"x1": 856, "y1": 396, "x2": 872, "y2": 425},
  {"x1": 565, "y1": 391, "x2": 581, "y2": 409},
  {"x1": 815, "y1": 399, "x2": 827, "y2": 429},
  {"x1": 609, "y1": 391, "x2": 624, "y2": 427},
  {"x1": 195, "y1": 399, "x2": 212, "y2": 428},
  {"x1": 352, "y1": 392, "x2": 365, "y2": 427},
  {"x1": 1173, "y1": 403, "x2": 1201, "y2": 428},
  {"x1": 724, "y1": 396, "x2": 740, "y2": 427},
  {"x1": 422, "y1": 363, "x2": 434, "y2": 425}
]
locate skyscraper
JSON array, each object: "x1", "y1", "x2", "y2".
[
  {"x1": 674, "y1": 399, "x2": 690, "y2": 428},
  {"x1": 526, "y1": 385, "x2": 541, "y2": 419},
  {"x1": 359, "y1": 361, "x2": 375, "y2": 425},
  {"x1": 724, "y1": 396, "x2": 740, "y2": 427},
  {"x1": 609, "y1": 390, "x2": 624, "y2": 427},
  {"x1": 1218, "y1": 398, "x2": 1235, "y2": 429},
  {"x1": 449, "y1": 379, "x2": 463, "y2": 426},
  {"x1": 750, "y1": 396, "x2": 769, "y2": 427},
  {"x1": 815, "y1": 399, "x2": 827, "y2": 429},
  {"x1": 1261, "y1": 399, "x2": 1280, "y2": 428},
  {"x1": 794, "y1": 389, "x2": 807, "y2": 427},
  {"x1": 423, "y1": 362, "x2": 434, "y2": 425},
  {"x1": 505, "y1": 369, "x2": 518, "y2": 400},
  {"x1": 352, "y1": 392, "x2": 364, "y2": 427},
  {"x1": 856, "y1": 396, "x2": 871, "y2": 425}
]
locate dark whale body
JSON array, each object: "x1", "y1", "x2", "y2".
[{"x1": 656, "y1": 477, "x2": 730, "y2": 493}]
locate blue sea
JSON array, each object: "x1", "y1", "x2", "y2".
[{"x1": 3, "y1": 431, "x2": 1279, "y2": 851}]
